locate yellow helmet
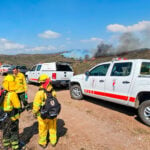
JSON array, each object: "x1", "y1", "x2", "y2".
[
  {"x1": 38, "y1": 74, "x2": 49, "y2": 83},
  {"x1": 2, "y1": 75, "x2": 16, "y2": 91}
]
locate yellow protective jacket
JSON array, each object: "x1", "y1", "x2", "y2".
[
  {"x1": 15, "y1": 72, "x2": 27, "y2": 93},
  {"x1": 1, "y1": 92, "x2": 21, "y2": 121},
  {"x1": 33, "y1": 84, "x2": 56, "y2": 116}
]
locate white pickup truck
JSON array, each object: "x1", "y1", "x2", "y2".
[
  {"x1": 25, "y1": 62, "x2": 74, "y2": 87},
  {"x1": 70, "y1": 58, "x2": 150, "y2": 126}
]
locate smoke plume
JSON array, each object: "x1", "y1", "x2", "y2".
[
  {"x1": 94, "y1": 43, "x2": 114, "y2": 57},
  {"x1": 94, "y1": 21, "x2": 150, "y2": 57}
]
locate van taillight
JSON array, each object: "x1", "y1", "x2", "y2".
[{"x1": 52, "y1": 73, "x2": 56, "y2": 79}]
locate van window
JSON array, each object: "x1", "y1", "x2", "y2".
[
  {"x1": 56, "y1": 64, "x2": 72, "y2": 71},
  {"x1": 3, "y1": 65, "x2": 10, "y2": 68},
  {"x1": 20, "y1": 66, "x2": 27, "y2": 69},
  {"x1": 90, "y1": 64, "x2": 110, "y2": 76},
  {"x1": 31, "y1": 66, "x2": 36, "y2": 71},
  {"x1": 140, "y1": 62, "x2": 150, "y2": 75},
  {"x1": 111, "y1": 62, "x2": 132, "y2": 76},
  {"x1": 36, "y1": 65, "x2": 42, "y2": 71}
]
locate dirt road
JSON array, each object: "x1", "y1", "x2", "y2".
[{"x1": 0, "y1": 76, "x2": 150, "y2": 150}]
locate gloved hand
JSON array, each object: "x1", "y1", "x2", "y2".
[{"x1": 25, "y1": 93, "x2": 28, "y2": 99}]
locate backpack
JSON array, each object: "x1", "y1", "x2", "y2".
[{"x1": 40, "y1": 89, "x2": 61, "y2": 119}]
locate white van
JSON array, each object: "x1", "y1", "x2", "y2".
[{"x1": 25, "y1": 62, "x2": 74, "y2": 86}]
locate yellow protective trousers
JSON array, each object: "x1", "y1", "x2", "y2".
[{"x1": 38, "y1": 116, "x2": 57, "y2": 146}]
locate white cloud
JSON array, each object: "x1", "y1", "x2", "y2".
[
  {"x1": 0, "y1": 38, "x2": 61, "y2": 54},
  {"x1": 0, "y1": 38, "x2": 25, "y2": 50},
  {"x1": 107, "y1": 21, "x2": 150, "y2": 32},
  {"x1": 38, "y1": 30, "x2": 61, "y2": 39},
  {"x1": 80, "y1": 37, "x2": 103, "y2": 43},
  {"x1": 29, "y1": 45, "x2": 57, "y2": 51}
]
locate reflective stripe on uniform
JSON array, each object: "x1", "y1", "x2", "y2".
[
  {"x1": 33, "y1": 102, "x2": 41, "y2": 107},
  {"x1": 39, "y1": 136, "x2": 47, "y2": 144},
  {"x1": 50, "y1": 134, "x2": 56, "y2": 138},
  {"x1": 4, "y1": 93, "x2": 13, "y2": 111},
  {"x1": 11, "y1": 141, "x2": 19, "y2": 145},
  {"x1": 3, "y1": 142, "x2": 10, "y2": 146},
  {"x1": 11, "y1": 113, "x2": 20, "y2": 121},
  {"x1": 12, "y1": 145, "x2": 19, "y2": 150},
  {"x1": 3, "y1": 139, "x2": 10, "y2": 146},
  {"x1": 11, "y1": 141, "x2": 19, "y2": 150}
]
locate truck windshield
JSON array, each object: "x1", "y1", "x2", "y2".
[
  {"x1": 56, "y1": 64, "x2": 72, "y2": 71},
  {"x1": 140, "y1": 62, "x2": 150, "y2": 75}
]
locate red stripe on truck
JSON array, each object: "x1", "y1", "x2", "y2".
[
  {"x1": 30, "y1": 78, "x2": 38, "y2": 81},
  {"x1": 84, "y1": 89, "x2": 135, "y2": 102},
  {"x1": 52, "y1": 73, "x2": 56, "y2": 79},
  {"x1": 129, "y1": 97, "x2": 136, "y2": 102}
]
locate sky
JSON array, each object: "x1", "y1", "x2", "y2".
[{"x1": 0, "y1": 0, "x2": 149, "y2": 57}]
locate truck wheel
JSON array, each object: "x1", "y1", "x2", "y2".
[
  {"x1": 70, "y1": 84, "x2": 83, "y2": 100},
  {"x1": 26, "y1": 76, "x2": 30, "y2": 84},
  {"x1": 138, "y1": 100, "x2": 150, "y2": 126}
]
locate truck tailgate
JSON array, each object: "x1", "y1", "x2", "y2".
[{"x1": 56, "y1": 71, "x2": 73, "y2": 80}]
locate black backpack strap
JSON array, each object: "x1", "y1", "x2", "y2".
[
  {"x1": 39, "y1": 88, "x2": 54, "y2": 104},
  {"x1": 39, "y1": 88, "x2": 54, "y2": 97}
]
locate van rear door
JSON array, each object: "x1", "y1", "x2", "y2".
[{"x1": 56, "y1": 63, "x2": 73, "y2": 81}]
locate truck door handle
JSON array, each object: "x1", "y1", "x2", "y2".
[
  {"x1": 99, "y1": 80, "x2": 104, "y2": 82},
  {"x1": 122, "y1": 81, "x2": 130, "y2": 84}
]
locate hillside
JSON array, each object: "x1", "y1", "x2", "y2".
[
  {"x1": 73, "y1": 49, "x2": 150, "y2": 74},
  {"x1": 0, "y1": 49, "x2": 150, "y2": 74},
  {"x1": 0, "y1": 54, "x2": 75, "y2": 68}
]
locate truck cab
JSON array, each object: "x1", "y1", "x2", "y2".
[{"x1": 70, "y1": 59, "x2": 150, "y2": 126}]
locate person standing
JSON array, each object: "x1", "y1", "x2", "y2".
[
  {"x1": 1, "y1": 74, "x2": 21, "y2": 150},
  {"x1": 32, "y1": 74, "x2": 57, "y2": 148},
  {"x1": 13, "y1": 66, "x2": 29, "y2": 111}
]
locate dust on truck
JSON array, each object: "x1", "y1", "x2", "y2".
[{"x1": 70, "y1": 59, "x2": 150, "y2": 126}]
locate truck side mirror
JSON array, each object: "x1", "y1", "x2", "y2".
[{"x1": 85, "y1": 71, "x2": 90, "y2": 76}]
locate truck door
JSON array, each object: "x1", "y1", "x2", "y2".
[
  {"x1": 83, "y1": 63, "x2": 110, "y2": 99},
  {"x1": 28, "y1": 65, "x2": 36, "y2": 82},
  {"x1": 105, "y1": 61, "x2": 134, "y2": 105},
  {"x1": 35, "y1": 64, "x2": 42, "y2": 80}
]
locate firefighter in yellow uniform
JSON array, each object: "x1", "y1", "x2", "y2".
[
  {"x1": 1, "y1": 74, "x2": 21, "y2": 150},
  {"x1": 13, "y1": 66, "x2": 29, "y2": 110},
  {"x1": 33, "y1": 74, "x2": 57, "y2": 148}
]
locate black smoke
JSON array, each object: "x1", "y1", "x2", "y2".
[
  {"x1": 93, "y1": 31, "x2": 149, "y2": 57},
  {"x1": 94, "y1": 42, "x2": 114, "y2": 57}
]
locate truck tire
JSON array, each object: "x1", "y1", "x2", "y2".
[
  {"x1": 70, "y1": 84, "x2": 83, "y2": 100},
  {"x1": 138, "y1": 100, "x2": 150, "y2": 126}
]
